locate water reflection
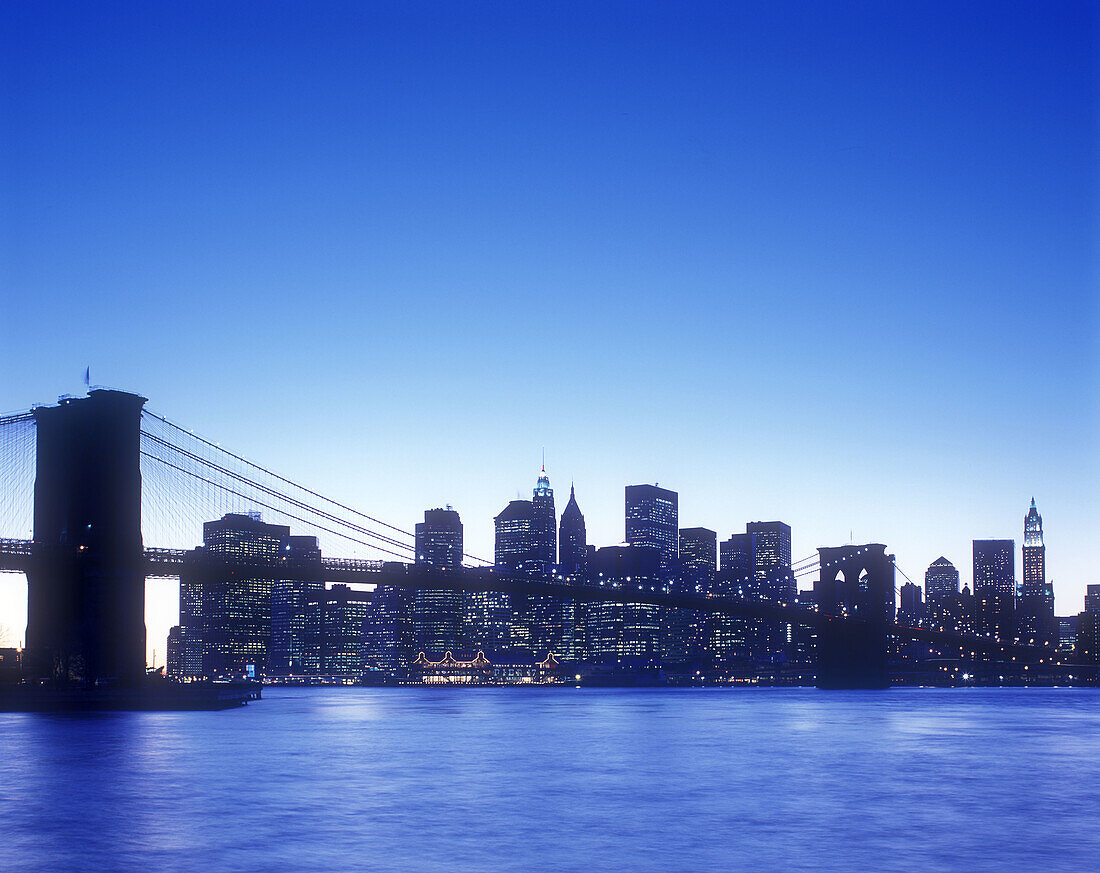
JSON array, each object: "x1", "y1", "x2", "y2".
[{"x1": 2, "y1": 688, "x2": 1099, "y2": 873}]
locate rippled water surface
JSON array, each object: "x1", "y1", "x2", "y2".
[{"x1": 2, "y1": 687, "x2": 1098, "y2": 872}]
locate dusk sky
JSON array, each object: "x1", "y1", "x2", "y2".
[{"x1": 1, "y1": 2, "x2": 1096, "y2": 661}]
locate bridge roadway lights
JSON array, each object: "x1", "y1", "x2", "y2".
[{"x1": 24, "y1": 390, "x2": 148, "y2": 686}]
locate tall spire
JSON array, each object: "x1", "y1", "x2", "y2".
[{"x1": 1024, "y1": 497, "x2": 1043, "y2": 547}]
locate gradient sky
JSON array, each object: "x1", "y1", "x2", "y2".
[{"x1": 1, "y1": 1, "x2": 1097, "y2": 663}]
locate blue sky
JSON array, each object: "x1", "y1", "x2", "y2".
[{"x1": 1, "y1": 2, "x2": 1096, "y2": 660}]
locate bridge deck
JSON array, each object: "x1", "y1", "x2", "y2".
[{"x1": 0, "y1": 539, "x2": 1061, "y2": 661}]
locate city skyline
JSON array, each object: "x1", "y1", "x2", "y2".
[
  {"x1": 1, "y1": 3, "x2": 1096, "y2": 659},
  {"x1": 0, "y1": 426, "x2": 1092, "y2": 664}
]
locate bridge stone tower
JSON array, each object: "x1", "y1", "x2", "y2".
[
  {"x1": 25, "y1": 390, "x2": 147, "y2": 684},
  {"x1": 813, "y1": 544, "x2": 895, "y2": 689}
]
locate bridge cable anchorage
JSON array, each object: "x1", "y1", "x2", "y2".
[
  {"x1": 140, "y1": 430, "x2": 416, "y2": 554},
  {"x1": 140, "y1": 409, "x2": 493, "y2": 565},
  {"x1": 139, "y1": 450, "x2": 413, "y2": 561}
]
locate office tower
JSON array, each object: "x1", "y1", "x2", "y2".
[
  {"x1": 1018, "y1": 498, "x2": 1056, "y2": 646},
  {"x1": 713, "y1": 532, "x2": 755, "y2": 664},
  {"x1": 270, "y1": 535, "x2": 324, "y2": 675},
  {"x1": 897, "y1": 582, "x2": 925, "y2": 626},
  {"x1": 924, "y1": 556, "x2": 962, "y2": 633},
  {"x1": 719, "y1": 533, "x2": 754, "y2": 584},
  {"x1": 412, "y1": 507, "x2": 464, "y2": 655},
  {"x1": 494, "y1": 499, "x2": 537, "y2": 568},
  {"x1": 532, "y1": 466, "x2": 556, "y2": 566},
  {"x1": 165, "y1": 626, "x2": 182, "y2": 677},
  {"x1": 527, "y1": 592, "x2": 583, "y2": 661},
  {"x1": 747, "y1": 521, "x2": 795, "y2": 661},
  {"x1": 746, "y1": 521, "x2": 795, "y2": 601},
  {"x1": 585, "y1": 545, "x2": 662, "y2": 662},
  {"x1": 1076, "y1": 585, "x2": 1100, "y2": 663},
  {"x1": 492, "y1": 498, "x2": 534, "y2": 650},
  {"x1": 415, "y1": 506, "x2": 464, "y2": 568},
  {"x1": 625, "y1": 484, "x2": 679, "y2": 569},
  {"x1": 666, "y1": 528, "x2": 717, "y2": 667},
  {"x1": 1058, "y1": 616, "x2": 1078, "y2": 653},
  {"x1": 679, "y1": 528, "x2": 717, "y2": 573},
  {"x1": 361, "y1": 581, "x2": 413, "y2": 679},
  {"x1": 973, "y1": 539, "x2": 1015, "y2": 641},
  {"x1": 305, "y1": 584, "x2": 372, "y2": 674},
  {"x1": 180, "y1": 512, "x2": 291, "y2": 678},
  {"x1": 558, "y1": 484, "x2": 588, "y2": 573},
  {"x1": 924, "y1": 557, "x2": 960, "y2": 609}
]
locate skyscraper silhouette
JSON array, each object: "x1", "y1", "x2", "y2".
[{"x1": 558, "y1": 484, "x2": 588, "y2": 574}]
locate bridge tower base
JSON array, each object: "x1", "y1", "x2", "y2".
[
  {"x1": 813, "y1": 544, "x2": 895, "y2": 689},
  {"x1": 25, "y1": 390, "x2": 147, "y2": 685}
]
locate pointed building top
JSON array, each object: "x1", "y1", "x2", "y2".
[{"x1": 534, "y1": 461, "x2": 552, "y2": 498}]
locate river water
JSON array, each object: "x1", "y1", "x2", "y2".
[{"x1": 1, "y1": 687, "x2": 1097, "y2": 872}]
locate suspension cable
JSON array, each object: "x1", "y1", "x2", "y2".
[{"x1": 140, "y1": 450, "x2": 412, "y2": 561}]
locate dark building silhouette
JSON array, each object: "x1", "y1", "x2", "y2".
[
  {"x1": 973, "y1": 539, "x2": 1015, "y2": 641},
  {"x1": 1018, "y1": 498, "x2": 1055, "y2": 646},
  {"x1": 165, "y1": 625, "x2": 182, "y2": 677},
  {"x1": 558, "y1": 484, "x2": 588, "y2": 574},
  {"x1": 412, "y1": 507, "x2": 464, "y2": 654},
  {"x1": 625, "y1": 484, "x2": 678, "y2": 569},
  {"x1": 1076, "y1": 585, "x2": 1100, "y2": 663},
  {"x1": 25, "y1": 389, "x2": 148, "y2": 684},
  {"x1": 897, "y1": 582, "x2": 925, "y2": 626}
]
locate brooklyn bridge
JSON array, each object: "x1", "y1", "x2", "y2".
[{"x1": 0, "y1": 389, "x2": 1069, "y2": 692}]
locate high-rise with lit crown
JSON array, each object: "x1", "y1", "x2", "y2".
[
  {"x1": 1021, "y1": 499, "x2": 1044, "y2": 581},
  {"x1": 532, "y1": 466, "x2": 556, "y2": 567},
  {"x1": 1018, "y1": 498, "x2": 1055, "y2": 646}
]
